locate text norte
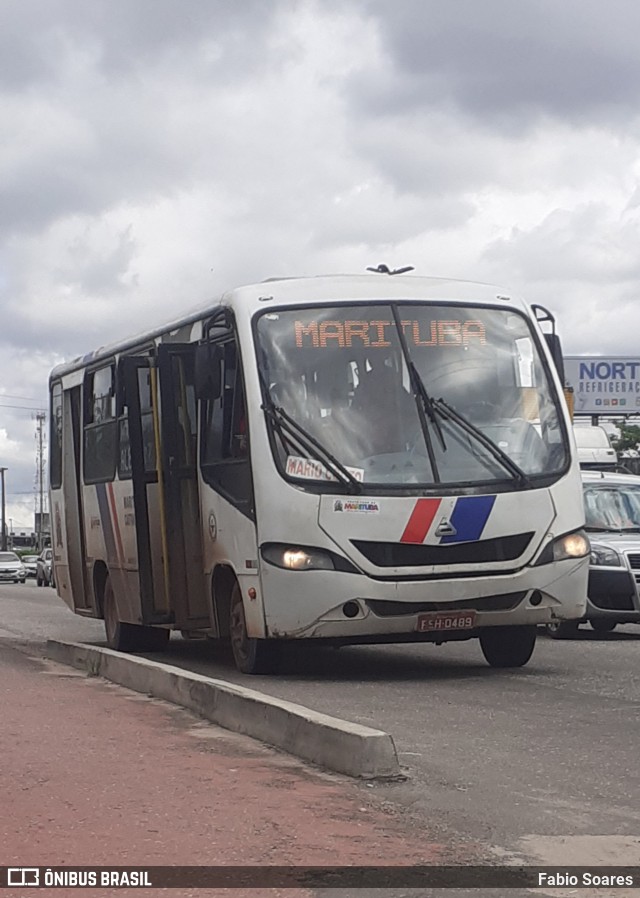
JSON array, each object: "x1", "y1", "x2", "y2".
[
  {"x1": 294, "y1": 319, "x2": 486, "y2": 348},
  {"x1": 579, "y1": 361, "x2": 640, "y2": 379}
]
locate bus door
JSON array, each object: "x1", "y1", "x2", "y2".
[
  {"x1": 157, "y1": 343, "x2": 210, "y2": 629},
  {"x1": 61, "y1": 385, "x2": 90, "y2": 611},
  {"x1": 120, "y1": 356, "x2": 171, "y2": 624}
]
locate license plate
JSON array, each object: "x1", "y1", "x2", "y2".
[{"x1": 416, "y1": 610, "x2": 477, "y2": 632}]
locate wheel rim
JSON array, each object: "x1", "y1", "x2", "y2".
[{"x1": 230, "y1": 590, "x2": 250, "y2": 664}]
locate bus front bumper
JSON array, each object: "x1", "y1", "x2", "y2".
[{"x1": 257, "y1": 557, "x2": 588, "y2": 640}]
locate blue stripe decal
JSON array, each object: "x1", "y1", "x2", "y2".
[
  {"x1": 439, "y1": 495, "x2": 496, "y2": 544},
  {"x1": 96, "y1": 483, "x2": 117, "y2": 564}
]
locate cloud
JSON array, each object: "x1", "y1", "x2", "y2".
[{"x1": 354, "y1": 0, "x2": 640, "y2": 131}]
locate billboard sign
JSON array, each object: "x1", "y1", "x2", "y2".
[{"x1": 564, "y1": 356, "x2": 640, "y2": 416}]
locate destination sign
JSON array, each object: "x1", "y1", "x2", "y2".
[{"x1": 294, "y1": 319, "x2": 487, "y2": 349}]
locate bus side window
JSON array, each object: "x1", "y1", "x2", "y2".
[
  {"x1": 83, "y1": 364, "x2": 117, "y2": 484},
  {"x1": 200, "y1": 339, "x2": 253, "y2": 515},
  {"x1": 50, "y1": 383, "x2": 63, "y2": 489},
  {"x1": 202, "y1": 341, "x2": 248, "y2": 463}
]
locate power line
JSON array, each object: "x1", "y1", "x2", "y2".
[
  {"x1": 0, "y1": 394, "x2": 46, "y2": 402},
  {"x1": 0, "y1": 403, "x2": 47, "y2": 411}
]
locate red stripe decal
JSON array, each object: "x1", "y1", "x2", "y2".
[{"x1": 400, "y1": 498, "x2": 442, "y2": 544}]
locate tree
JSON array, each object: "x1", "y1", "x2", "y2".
[{"x1": 612, "y1": 423, "x2": 640, "y2": 453}]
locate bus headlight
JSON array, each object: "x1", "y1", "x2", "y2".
[
  {"x1": 589, "y1": 544, "x2": 622, "y2": 566},
  {"x1": 262, "y1": 545, "x2": 335, "y2": 571},
  {"x1": 534, "y1": 529, "x2": 590, "y2": 565}
]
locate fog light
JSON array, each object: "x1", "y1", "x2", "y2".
[{"x1": 342, "y1": 601, "x2": 360, "y2": 618}]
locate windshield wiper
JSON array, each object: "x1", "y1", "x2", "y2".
[
  {"x1": 259, "y1": 383, "x2": 362, "y2": 494},
  {"x1": 389, "y1": 306, "x2": 441, "y2": 482},
  {"x1": 408, "y1": 361, "x2": 447, "y2": 452},
  {"x1": 585, "y1": 525, "x2": 640, "y2": 533},
  {"x1": 431, "y1": 396, "x2": 531, "y2": 488},
  {"x1": 585, "y1": 526, "x2": 620, "y2": 533}
]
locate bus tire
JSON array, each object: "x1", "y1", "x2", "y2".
[
  {"x1": 479, "y1": 625, "x2": 537, "y2": 668},
  {"x1": 590, "y1": 619, "x2": 617, "y2": 633},
  {"x1": 545, "y1": 620, "x2": 579, "y2": 639},
  {"x1": 229, "y1": 581, "x2": 276, "y2": 674},
  {"x1": 103, "y1": 574, "x2": 169, "y2": 653}
]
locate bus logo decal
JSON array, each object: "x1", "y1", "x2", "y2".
[{"x1": 435, "y1": 516, "x2": 457, "y2": 538}]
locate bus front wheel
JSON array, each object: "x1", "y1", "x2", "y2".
[
  {"x1": 103, "y1": 575, "x2": 169, "y2": 653},
  {"x1": 590, "y1": 619, "x2": 617, "y2": 633},
  {"x1": 479, "y1": 625, "x2": 537, "y2": 668},
  {"x1": 229, "y1": 582, "x2": 276, "y2": 675}
]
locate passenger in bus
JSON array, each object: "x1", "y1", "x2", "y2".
[{"x1": 351, "y1": 359, "x2": 417, "y2": 456}]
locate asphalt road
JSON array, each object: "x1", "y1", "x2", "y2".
[{"x1": 3, "y1": 580, "x2": 640, "y2": 876}]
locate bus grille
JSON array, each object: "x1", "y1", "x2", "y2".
[
  {"x1": 366, "y1": 592, "x2": 527, "y2": 617},
  {"x1": 351, "y1": 532, "x2": 534, "y2": 567}
]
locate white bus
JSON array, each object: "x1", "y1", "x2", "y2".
[{"x1": 49, "y1": 273, "x2": 589, "y2": 673}]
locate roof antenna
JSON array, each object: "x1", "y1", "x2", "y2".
[{"x1": 366, "y1": 264, "x2": 414, "y2": 275}]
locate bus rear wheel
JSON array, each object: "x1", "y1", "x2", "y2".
[
  {"x1": 229, "y1": 582, "x2": 276, "y2": 674},
  {"x1": 103, "y1": 575, "x2": 169, "y2": 653},
  {"x1": 479, "y1": 625, "x2": 537, "y2": 668}
]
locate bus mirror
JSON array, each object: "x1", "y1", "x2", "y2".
[
  {"x1": 195, "y1": 344, "x2": 223, "y2": 400},
  {"x1": 544, "y1": 333, "x2": 565, "y2": 384}
]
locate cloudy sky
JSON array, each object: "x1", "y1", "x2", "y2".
[{"x1": 1, "y1": 0, "x2": 639, "y2": 530}]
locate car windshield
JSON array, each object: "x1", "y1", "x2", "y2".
[
  {"x1": 256, "y1": 302, "x2": 569, "y2": 487},
  {"x1": 0, "y1": 552, "x2": 20, "y2": 562},
  {"x1": 584, "y1": 482, "x2": 640, "y2": 531},
  {"x1": 24, "y1": 555, "x2": 38, "y2": 562}
]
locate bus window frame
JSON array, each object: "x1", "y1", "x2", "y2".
[
  {"x1": 198, "y1": 314, "x2": 255, "y2": 520},
  {"x1": 50, "y1": 381, "x2": 63, "y2": 490},
  {"x1": 82, "y1": 360, "x2": 118, "y2": 486}
]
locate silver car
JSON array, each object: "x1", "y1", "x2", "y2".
[
  {"x1": 547, "y1": 471, "x2": 640, "y2": 637},
  {"x1": 36, "y1": 547, "x2": 54, "y2": 587},
  {"x1": 0, "y1": 551, "x2": 27, "y2": 584}
]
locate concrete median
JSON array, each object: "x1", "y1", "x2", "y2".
[{"x1": 46, "y1": 640, "x2": 402, "y2": 780}]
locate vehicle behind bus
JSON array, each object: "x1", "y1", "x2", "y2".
[{"x1": 49, "y1": 274, "x2": 589, "y2": 673}]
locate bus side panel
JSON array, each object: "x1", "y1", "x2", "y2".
[
  {"x1": 200, "y1": 483, "x2": 263, "y2": 639},
  {"x1": 81, "y1": 481, "x2": 147, "y2": 625},
  {"x1": 50, "y1": 489, "x2": 74, "y2": 611}
]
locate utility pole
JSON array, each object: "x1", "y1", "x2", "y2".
[{"x1": 0, "y1": 467, "x2": 6, "y2": 551}]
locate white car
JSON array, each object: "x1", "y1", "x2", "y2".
[
  {"x1": 22, "y1": 554, "x2": 39, "y2": 578},
  {"x1": 0, "y1": 551, "x2": 27, "y2": 584},
  {"x1": 547, "y1": 470, "x2": 640, "y2": 637},
  {"x1": 36, "y1": 547, "x2": 55, "y2": 587}
]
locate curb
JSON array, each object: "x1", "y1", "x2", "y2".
[{"x1": 46, "y1": 640, "x2": 402, "y2": 780}]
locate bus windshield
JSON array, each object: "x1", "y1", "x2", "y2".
[{"x1": 255, "y1": 303, "x2": 569, "y2": 487}]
